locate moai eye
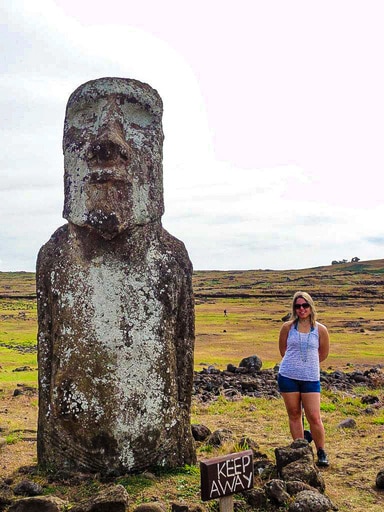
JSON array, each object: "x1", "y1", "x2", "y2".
[{"x1": 118, "y1": 99, "x2": 156, "y2": 129}]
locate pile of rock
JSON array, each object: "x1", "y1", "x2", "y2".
[
  {"x1": 193, "y1": 356, "x2": 384, "y2": 402},
  {"x1": 0, "y1": 482, "x2": 130, "y2": 512},
  {"x1": 192, "y1": 424, "x2": 336, "y2": 511}
]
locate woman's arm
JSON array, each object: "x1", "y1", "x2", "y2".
[
  {"x1": 279, "y1": 322, "x2": 291, "y2": 357},
  {"x1": 318, "y1": 323, "x2": 330, "y2": 362}
]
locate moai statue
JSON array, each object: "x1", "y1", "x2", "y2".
[{"x1": 36, "y1": 77, "x2": 196, "y2": 474}]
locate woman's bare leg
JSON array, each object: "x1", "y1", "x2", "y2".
[
  {"x1": 281, "y1": 392, "x2": 304, "y2": 440},
  {"x1": 301, "y1": 392, "x2": 325, "y2": 450}
]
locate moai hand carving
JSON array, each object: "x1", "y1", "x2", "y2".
[{"x1": 37, "y1": 78, "x2": 196, "y2": 474}]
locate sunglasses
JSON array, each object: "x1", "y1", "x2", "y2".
[{"x1": 294, "y1": 303, "x2": 310, "y2": 310}]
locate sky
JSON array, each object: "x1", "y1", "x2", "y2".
[{"x1": 1, "y1": 0, "x2": 384, "y2": 272}]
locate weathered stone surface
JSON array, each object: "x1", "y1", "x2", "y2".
[
  {"x1": 239, "y1": 355, "x2": 262, "y2": 372},
  {"x1": 206, "y1": 428, "x2": 234, "y2": 446},
  {"x1": 243, "y1": 488, "x2": 268, "y2": 508},
  {"x1": 376, "y1": 468, "x2": 384, "y2": 489},
  {"x1": 238, "y1": 436, "x2": 260, "y2": 454},
  {"x1": 171, "y1": 502, "x2": 204, "y2": 512},
  {"x1": 337, "y1": 418, "x2": 357, "y2": 429},
  {"x1": 13, "y1": 480, "x2": 43, "y2": 496},
  {"x1": 275, "y1": 439, "x2": 314, "y2": 474},
  {"x1": 170, "y1": 503, "x2": 189, "y2": 512},
  {"x1": 281, "y1": 460, "x2": 325, "y2": 493},
  {"x1": 70, "y1": 484, "x2": 129, "y2": 512},
  {"x1": 37, "y1": 77, "x2": 195, "y2": 474},
  {"x1": 193, "y1": 364, "x2": 384, "y2": 402},
  {"x1": 133, "y1": 503, "x2": 166, "y2": 512},
  {"x1": 191, "y1": 424, "x2": 211, "y2": 441},
  {"x1": 0, "y1": 482, "x2": 13, "y2": 509},
  {"x1": 288, "y1": 490, "x2": 336, "y2": 511},
  {"x1": 8, "y1": 496, "x2": 68, "y2": 512},
  {"x1": 263, "y1": 479, "x2": 290, "y2": 506},
  {"x1": 285, "y1": 480, "x2": 314, "y2": 495}
]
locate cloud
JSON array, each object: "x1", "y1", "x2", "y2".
[
  {"x1": 366, "y1": 237, "x2": 384, "y2": 246},
  {"x1": 1, "y1": 0, "x2": 384, "y2": 271}
]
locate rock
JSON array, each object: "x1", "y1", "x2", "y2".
[
  {"x1": 275, "y1": 439, "x2": 314, "y2": 474},
  {"x1": 375, "y1": 469, "x2": 384, "y2": 489},
  {"x1": 8, "y1": 496, "x2": 68, "y2": 512},
  {"x1": 288, "y1": 490, "x2": 336, "y2": 511},
  {"x1": 70, "y1": 484, "x2": 129, "y2": 512},
  {"x1": 254, "y1": 459, "x2": 276, "y2": 480},
  {"x1": 191, "y1": 424, "x2": 211, "y2": 442},
  {"x1": 171, "y1": 502, "x2": 203, "y2": 512},
  {"x1": 263, "y1": 479, "x2": 290, "y2": 506},
  {"x1": 281, "y1": 460, "x2": 325, "y2": 493},
  {"x1": 13, "y1": 480, "x2": 43, "y2": 496},
  {"x1": 239, "y1": 355, "x2": 262, "y2": 372},
  {"x1": 170, "y1": 503, "x2": 188, "y2": 512},
  {"x1": 243, "y1": 488, "x2": 268, "y2": 508},
  {"x1": 133, "y1": 503, "x2": 166, "y2": 512},
  {"x1": 338, "y1": 418, "x2": 357, "y2": 429},
  {"x1": 0, "y1": 482, "x2": 13, "y2": 509},
  {"x1": 285, "y1": 480, "x2": 314, "y2": 495},
  {"x1": 206, "y1": 428, "x2": 234, "y2": 447},
  {"x1": 37, "y1": 77, "x2": 196, "y2": 474},
  {"x1": 193, "y1": 365, "x2": 384, "y2": 402},
  {"x1": 361, "y1": 395, "x2": 379, "y2": 404},
  {"x1": 238, "y1": 436, "x2": 260, "y2": 454},
  {"x1": 0, "y1": 437, "x2": 7, "y2": 450}
]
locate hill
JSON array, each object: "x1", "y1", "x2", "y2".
[
  {"x1": 2, "y1": 258, "x2": 384, "y2": 302},
  {"x1": 193, "y1": 258, "x2": 384, "y2": 303}
]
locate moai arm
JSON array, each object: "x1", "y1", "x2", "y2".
[
  {"x1": 166, "y1": 233, "x2": 195, "y2": 410},
  {"x1": 177, "y1": 270, "x2": 195, "y2": 406},
  {"x1": 36, "y1": 228, "x2": 64, "y2": 455},
  {"x1": 36, "y1": 244, "x2": 53, "y2": 417}
]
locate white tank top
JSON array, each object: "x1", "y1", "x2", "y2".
[{"x1": 279, "y1": 321, "x2": 320, "y2": 381}]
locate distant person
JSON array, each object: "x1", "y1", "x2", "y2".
[
  {"x1": 278, "y1": 291, "x2": 330, "y2": 467},
  {"x1": 224, "y1": 309, "x2": 227, "y2": 317}
]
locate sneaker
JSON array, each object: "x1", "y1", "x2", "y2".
[{"x1": 317, "y1": 448, "x2": 329, "y2": 467}]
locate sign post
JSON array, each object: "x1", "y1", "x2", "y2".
[{"x1": 200, "y1": 450, "x2": 254, "y2": 510}]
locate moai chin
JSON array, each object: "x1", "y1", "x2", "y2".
[{"x1": 36, "y1": 77, "x2": 196, "y2": 474}]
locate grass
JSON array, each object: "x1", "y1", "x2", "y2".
[{"x1": 1, "y1": 264, "x2": 384, "y2": 510}]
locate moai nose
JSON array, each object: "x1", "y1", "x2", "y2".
[{"x1": 90, "y1": 139, "x2": 129, "y2": 163}]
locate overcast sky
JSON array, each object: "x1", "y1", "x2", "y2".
[{"x1": 2, "y1": 0, "x2": 384, "y2": 272}]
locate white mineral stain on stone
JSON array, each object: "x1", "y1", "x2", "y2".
[
  {"x1": 56, "y1": 253, "x2": 168, "y2": 467},
  {"x1": 63, "y1": 153, "x2": 89, "y2": 225}
]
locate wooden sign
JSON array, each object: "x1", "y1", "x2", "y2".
[{"x1": 200, "y1": 449, "x2": 254, "y2": 502}]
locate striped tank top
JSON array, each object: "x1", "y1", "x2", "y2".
[{"x1": 279, "y1": 321, "x2": 320, "y2": 381}]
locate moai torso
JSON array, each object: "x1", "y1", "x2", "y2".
[{"x1": 37, "y1": 78, "x2": 195, "y2": 474}]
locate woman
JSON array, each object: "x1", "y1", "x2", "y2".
[{"x1": 278, "y1": 291, "x2": 330, "y2": 466}]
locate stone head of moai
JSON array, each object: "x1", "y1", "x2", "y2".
[
  {"x1": 63, "y1": 77, "x2": 164, "y2": 237},
  {"x1": 36, "y1": 78, "x2": 195, "y2": 475}
]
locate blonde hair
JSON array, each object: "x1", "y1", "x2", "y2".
[{"x1": 291, "y1": 291, "x2": 317, "y2": 328}]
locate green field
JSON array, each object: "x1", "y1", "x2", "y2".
[{"x1": 2, "y1": 260, "x2": 384, "y2": 383}]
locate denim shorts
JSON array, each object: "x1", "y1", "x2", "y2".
[{"x1": 278, "y1": 373, "x2": 321, "y2": 393}]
